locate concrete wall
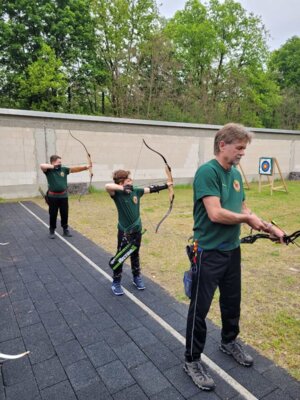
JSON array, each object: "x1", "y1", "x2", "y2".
[{"x1": 1, "y1": 108, "x2": 300, "y2": 199}]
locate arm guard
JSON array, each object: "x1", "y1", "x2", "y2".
[{"x1": 149, "y1": 183, "x2": 168, "y2": 193}]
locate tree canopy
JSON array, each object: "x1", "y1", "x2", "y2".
[{"x1": 0, "y1": 0, "x2": 299, "y2": 129}]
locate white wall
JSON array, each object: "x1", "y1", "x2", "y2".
[{"x1": 0, "y1": 108, "x2": 299, "y2": 199}]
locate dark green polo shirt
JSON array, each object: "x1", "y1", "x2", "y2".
[
  {"x1": 193, "y1": 159, "x2": 245, "y2": 250},
  {"x1": 112, "y1": 187, "x2": 144, "y2": 233},
  {"x1": 45, "y1": 166, "x2": 70, "y2": 198}
]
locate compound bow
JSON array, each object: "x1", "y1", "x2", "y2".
[{"x1": 241, "y1": 230, "x2": 300, "y2": 246}]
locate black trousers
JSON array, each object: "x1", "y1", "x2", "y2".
[
  {"x1": 185, "y1": 247, "x2": 241, "y2": 362},
  {"x1": 113, "y1": 230, "x2": 142, "y2": 281},
  {"x1": 48, "y1": 197, "x2": 69, "y2": 231}
]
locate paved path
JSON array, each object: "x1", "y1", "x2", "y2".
[{"x1": 0, "y1": 202, "x2": 298, "y2": 400}]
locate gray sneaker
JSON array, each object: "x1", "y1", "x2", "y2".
[
  {"x1": 183, "y1": 360, "x2": 215, "y2": 391},
  {"x1": 220, "y1": 340, "x2": 253, "y2": 366}
]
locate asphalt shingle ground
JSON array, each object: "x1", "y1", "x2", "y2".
[{"x1": 0, "y1": 201, "x2": 299, "y2": 400}]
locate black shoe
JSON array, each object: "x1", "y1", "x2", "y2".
[
  {"x1": 220, "y1": 340, "x2": 253, "y2": 367},
  {"x1": 49, "y1": 230, "x2": 55, "y2": 239},
  {"x1": 183, "y1": 360, "x2": 215, "y2": 391},
  {"x1": 63, "y1": 229, "x2": 72, "y2": 237}
]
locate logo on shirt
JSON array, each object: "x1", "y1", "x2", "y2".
[
  {"x1": 233, "y1": 180, "x2": 240, "y2": 192},
  {"x1": 132, "y1": 196, "x2": 138, "y2": 204},
  {"x1": 60, "y1": 172, "x2": 65, "y2": 177}
]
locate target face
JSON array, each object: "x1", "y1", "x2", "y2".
[{"x1": 259, "y1": 157, "x2": 273, "y2": 175}]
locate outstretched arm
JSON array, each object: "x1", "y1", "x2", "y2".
[
  {"x1": 70, "y1": 161, "x2": 92, "y2": 173},
  {"x1": 144, "y1": 181, "x2": 173, "y2": 194}
]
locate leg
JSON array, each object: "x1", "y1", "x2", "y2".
[
  {"x1": 185, "y1": 250, "x2": 229, "y2": 361},
  {"x1": 111, "y1": 230, "x2": 127, "y2": 296},
  {"x1": 218, "y1": 247, "x2": 253, "y2": 366},
  {"x1": 59, "y1": 198, "x2": 69, "y2": 230},
  {"x1": 48, "y1": 197, "x2": 59, "y2": 232},
  {"x1": 219, "y1": 247, "x2": 241, "y2": 344},
  {"x1": 130, "y1": 231, "x2": 142, "y2": 277}
]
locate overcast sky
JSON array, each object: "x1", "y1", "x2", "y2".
[{"x1": 159, "y1": 0, "x2": 300, "y2": 51}]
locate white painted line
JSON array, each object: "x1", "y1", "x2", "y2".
[
  {"x1": 19, "y1": 202, "x2": 258, "y2": 400},
  {"x1": 0, "y1": 242, "x2": 9, "y2": 246}
]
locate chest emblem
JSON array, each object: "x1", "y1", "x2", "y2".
[
  {"x1": 233, "y1": 180, "x2": 240, "y2": 192},
  {"x1": 60, "y1": 172, "x2": 65, "y2": 177},
  {"x1": 132, "y1": 196, "x2": 138, "y2": 204}
]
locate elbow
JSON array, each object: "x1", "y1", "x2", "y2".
[{"x1": 207, "y1": 210, "x2": 220, "y2": 223}]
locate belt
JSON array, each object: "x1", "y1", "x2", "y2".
[{"x1": 48, "y1": 190, "x2": 67, "y2": 195}]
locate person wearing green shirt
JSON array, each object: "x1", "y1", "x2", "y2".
[
  {"x1": 105, "y1": 169, "x2": 172, "y2": 296},
  {"x1": 40, "y1": 155, "x2": 92, "y2": 239},
  {"x1": 184, "y1": 123, "x2": 284, "y2": 391}
]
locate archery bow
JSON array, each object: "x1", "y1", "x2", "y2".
[
  {"x1": 69, "y1": 130, "x2": 93, "y2": 200},
  {"x1": 240, "y1": 230, "x2": 300, "y2": 246},
  {"x1": 142, "y1": 139, "x2": 174, "y2": 233}
]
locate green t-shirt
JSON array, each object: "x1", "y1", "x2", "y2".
[
  {"x1": 45, "y1": 166, "x2": 70, "y2": 198},
  {"x1": 112, "y1": 187, "x2": 144, "y2": 233},
  {"x1": 193, "y1": 159, "x2": 245, "y2": 250}
]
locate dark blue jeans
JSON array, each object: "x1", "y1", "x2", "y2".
[{"x1": 185, "y1": 247, "x2": 241, "y2": 362}]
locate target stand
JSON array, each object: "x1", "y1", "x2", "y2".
[
  {"x1": 258, "y1": 157, "x2": 288, "y2": 195},
  {"x1": 238, "y1": 162, "x2": 250, "y2": 190}
]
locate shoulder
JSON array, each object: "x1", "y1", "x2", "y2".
[
  {"x1": 62, "y1": 166, "x2": 70, "y2": 174},
  {"x1": 133, "y1": 187, "x2": 144, "y2": 196},
  {"x1": 195, "y1": 160, "x2": 218, "y2": 180}
]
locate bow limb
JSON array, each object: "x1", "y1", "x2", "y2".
[
  {"x1": 0, "y1": 351, "x2": 30, "y2": 360},
  {"x1": 142, "y1": 139, "x2": 174, "y2": 233},
  {"x1": 69, "y1": 130, "x2": 93, "y2": 199}
]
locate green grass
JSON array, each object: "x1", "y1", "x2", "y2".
[{"x1": 30, "y1": 180, "x2": 300, "y2": 380}]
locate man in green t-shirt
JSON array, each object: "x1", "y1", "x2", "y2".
[
  {"x1": 184, "y1": 123, "x2": 284, "y2": 391},
  {"x1": 40, "y1": 155, "x2": 92, "y2": 239},
  {"x1": 105, "y1": 169, "x2": 172, "y2": 296}
]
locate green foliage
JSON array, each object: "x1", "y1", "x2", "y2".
[
  {"x1": 0, "y1": 0, "x2": 299, "y2": 129},
  {"x1": 18, "y1": 43, "x2": 68, "y2": 111},
  {"x1": 268, "y1": 37, "x2": 300, "y2": 129}
]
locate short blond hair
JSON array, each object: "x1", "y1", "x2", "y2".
[{"x1": 214, "y1": 123, "x2": 253, "y2": 155}]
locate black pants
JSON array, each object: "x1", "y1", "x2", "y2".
[
  {"x1": 185, "y1": 247, "x2": 241, "y2": 362},
  {"x1": 48, "y1": 197, "x2": 69, "y2": 231},
  {"x1": 113, "y1": 230, "x2": 142, "y2": 281}
]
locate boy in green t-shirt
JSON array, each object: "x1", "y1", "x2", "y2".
[
  {"x1": 40, "y1": 155, "x2": 92, "y2": 239},
  {"x1": 105, "y1": 169, "x2": 171, "y2": 296}
]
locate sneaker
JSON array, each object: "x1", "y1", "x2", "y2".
[
  {"x1": 220, "y1": 340, "x2": 253, "y2": 367},
  {"x1": 49, "y1": 230, "x2": 55, "y2": 239},
  {"x1": 133, "y1": 276, "x2": 145, "y2": 290},
  {"x1": 111, "y1": 281, "x2": 124, "y2": 296},
  {"x1": 63, "y1": 229, "x2": 72, "y2": 237},
  {"x1": 183, "y1": 360, "x2": 215, "y2": 391}
]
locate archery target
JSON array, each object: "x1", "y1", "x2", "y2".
[{"x1": 259, "y1": 157, "x2": 273, "y2": 175}]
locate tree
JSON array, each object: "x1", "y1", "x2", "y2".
[
  {"x1": 0, "y1": 0, "x2": 105, "y2": 113},
  {"x1": 268, "y1": 36, "x2": 300, "y2": 129},
  {"x1": 18, "y1": 43, "x2": 68, "y2": 111},
  {"x1": 91, "y1": 0, "x2": 160, "y2": 116},
  {"x1": 163, "y1": 0, "x2": 277, "y2": 125}
]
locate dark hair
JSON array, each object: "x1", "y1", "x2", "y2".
[
  {"x1": 50, "y1": 155, "x2": 61, "y2": 163},
  {"x1": 113, "y1": 170, "x2": 131, "y2": 184},
  {"x1": 214, "y1": 123, "x2": 253, "y2": 155}
]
